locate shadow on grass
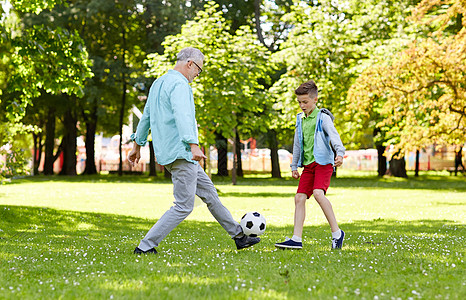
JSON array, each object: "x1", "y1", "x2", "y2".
[
  {"x1": 1, "y1": 205, "x2": 465, "y2": 299},
  {"x1": 4, "y1": 174, "x2": 171, "y2": 185},
  {"x1": 217, "y1": 191, "x2": 296, "y2": 198},
  {"x1": 6, "y1": 173, "x2": 466, "y2": 192},
  {"x1": 1, "y1": 204, "x2": 464, "y2": 249}
]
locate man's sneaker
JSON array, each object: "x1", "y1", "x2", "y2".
[
  {"x1": 133, "y1": 247, "x2": 157, "y2": 255},
  {"x1": 275, "y1": 237, "x2": 303, "y2": 249},
  {"x1": 235, "y1": 235, "x2": 261, "y2": 250},
  {"x1": 332, "y1": 230, "x2": 345, "y2": 249}
]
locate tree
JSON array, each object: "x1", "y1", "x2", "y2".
[
  {"x1": 348, "y1": 0, "x2": 465, "y2": 171},
  {"x1": 1, "y1": 0, "x2": 92, "y2": 177},
  {"x1": 145, "y1": 2, "x2": 274, "y2": 177},
  {"x1": 252, "y1": 0, "x2": 294, "y2": 178}
]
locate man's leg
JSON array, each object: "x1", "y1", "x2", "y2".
[
  {"x1": 195, "y1": 164, "x2": 242, "y2": 238},
  {"x1": 138, "y1": 160, "x2": 197, "y2": 251},
  {"x1": 195, "y1": 165, "x2": 259, "y2": 250}
]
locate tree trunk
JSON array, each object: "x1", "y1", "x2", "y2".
[
  {"x1": 455, "y1": 146, "x2": 464, "y2": 176},
  {"x1": 118, "y1": 28, "x2": 127, "y2": 176},
  {"x1": 235, "y1": 129, "x2": 243, "y2": 177},
  {"x1": 414, "y1": 149, "x2": 420, "y2": 177},
  {"x1": 149, "y1": 140, "x2": 157, "y2": 177},
  {"x1": 268, "y1": 129, "x2": 281, "y2": 178},
  {"x1": 253, "y1": 0, "x2": 267, "y2": 48},
  {"x1": 232, "y1": 141, "x2": 237, "y2": 186},
  {"x1": 32, "y1": 131, "x2": 43, "y2": 175},
  {"x1": 59, "y1": 105, "x2": 77, "y2": 176},
  {"x1": 376, "y1": 144, "x2": 387, "y2": 177},
  {"x1": 389, "y1": 152, "x2": 407, "y2": 178},
  {"x1": 43, "y1": 106, "x2": 56, "y2": 175},
  {"x1": 83, "y1": 106, "x2": 98, "y2": 175},
  {"x1": 216, "y1": 133, "x2": 228, "y2": 176}
]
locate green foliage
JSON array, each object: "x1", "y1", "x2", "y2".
[
  {"x1": 271, "y1": 0, "x2": 424, "y2": 149},
  {"x1": 9, "y1": 0, "x2": 63, "y2": 14},
  {"x1": 0, "y1": 148, "x2": 29, "y2": 179},
  {"x1": 1, "y1": 0, "x2": 92, "y2": 149},
  {"x1": 347, "y1": 0, "x2": 466, "y2": 152},
  {"x1": 146, "y1": 2, "x2": 275, "y2": 144},
  {"x1": 0, "y1": 131, "x2": 35, "y2": 180},
  {"x1": 9, "y1": 25, "x2": 92, "y2": 100}
]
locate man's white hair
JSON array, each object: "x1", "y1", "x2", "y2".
[{"x1": 177, "y1": 47, "x2": 204, "y2": 62}]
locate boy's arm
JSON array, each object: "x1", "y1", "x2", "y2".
[{"x1": 322, "y1": 114, "x2": 345, "y2": 158}]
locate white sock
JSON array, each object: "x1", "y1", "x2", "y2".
[
  {"x1": 332, "y1": 229, "x2": 342, "y2": 239},
  {"x1": 291, "y1": 235, "x2": 302, "y2": 242}
]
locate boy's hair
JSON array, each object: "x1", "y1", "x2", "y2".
[{"x1": 295, "y1": 80, "x2": 318, "y2": 99}]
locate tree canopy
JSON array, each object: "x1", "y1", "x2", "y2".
[
  {"x1": 270, "y1": 0, "x2": 424, "y2": 148},
  {"x1": 1, "y1": 0, "x2": 464, "y2": 177},
  {"x1": 145, "y1": 2, "x2": 275, "y2": 145},
  {"x1": 348, "y1": 0, "x2": 465, "y2": 152}
]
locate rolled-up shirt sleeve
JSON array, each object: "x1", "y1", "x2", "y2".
[
  {"x1": 131, "y1": 93, "x2": 152, "y2": 146},
  {"x1": 169, "y1": 82, "x2": 199, "y2": 145}
]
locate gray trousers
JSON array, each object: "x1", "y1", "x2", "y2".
[{"x1": 138, "y1": 159, "x2": 242, "y2": 250}]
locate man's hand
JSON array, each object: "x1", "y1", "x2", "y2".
[
  {"x1": 127, "y1": 142, "x2": 141, "y2": 167},
  {"x1": 334, "y1": 155, "x2": 343, "y2": 167},
  {"x1": 292, "y1": 170, "x2": 300, "y2": 179},
  {"x1": 190, "y1": 144, "x2": 207, "y2": 162}
]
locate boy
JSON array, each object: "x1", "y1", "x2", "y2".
[{"x1": 275, "y1": 80, "x2": 346, "y2": 250}]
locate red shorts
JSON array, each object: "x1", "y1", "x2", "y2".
[{"x1": 297, "y1": 162, "x2": 334, "y2": 198}]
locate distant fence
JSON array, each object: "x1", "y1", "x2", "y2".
[
  {"x1": 342, "y1": 146, "x2": 463, "y2": 172},
  {"x1": 27, "y1": 140, "x2": 463, "y2": 175}
]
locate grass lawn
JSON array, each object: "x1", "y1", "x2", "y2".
[{"x1": 0, "y1": 172, "x2": 465, "y2": 299}]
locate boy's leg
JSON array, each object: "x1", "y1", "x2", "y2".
[
  {"x1": 312, "y1": 163, "x2": 345, "y2": 249},
  {"x1": 275, "y1": 165, "x2": 313, "y2": 249},
  {"x1": 275, "y1": 192, "x2": 307, "y2": 249},
  {"x1": 292, "y1": 164, "x2": 315, "y2": 238},
  {"x1": 312, "y1": 163, "x2": 339, "y2": 232},
  {"x1": 138, "y1": 160, "x2": 197, "y2": 251},
  {"x1": 195, "y1": 164, "x2": 243, "y2": 238},
  {"x1": 312, "y1": 189, "x2": 339, "y2": 232},
  {"x1": 293, "y1": 193, "x2": 308, "y2": 238}
]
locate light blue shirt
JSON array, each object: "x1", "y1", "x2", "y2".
[{"x1": 131, "y1": 69, "x2": 199, "y2": 165}]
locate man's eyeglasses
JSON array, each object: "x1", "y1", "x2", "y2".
[{"x1": 190, "y1": 60, "x2": 202, "y2": 74}]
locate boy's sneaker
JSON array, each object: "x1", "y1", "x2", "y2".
[
  {"x1": 235, "y1": 235, "x2": 261, "y2": 250},
  {"x1": 332, "y1": 230, "x2": 345, "y2": 249},
  {"x1": 275, "y1": 237, "x2": 303, "y2": 249}
]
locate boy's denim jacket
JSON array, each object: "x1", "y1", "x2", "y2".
[{"x1": 291, "y1": 108, "x2": 346, "y2": 171}]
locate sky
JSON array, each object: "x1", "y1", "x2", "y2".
[{"x1": 1, "y1": 0, "x2": 12, "y2": 22}]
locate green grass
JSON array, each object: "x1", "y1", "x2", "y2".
[{"x1": 0, "y1": 173, "x2": 465, "y2": 299}]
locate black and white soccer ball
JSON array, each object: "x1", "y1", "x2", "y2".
[{"x1": 240, "y1": 211, "x2": 266, "y2": 237}]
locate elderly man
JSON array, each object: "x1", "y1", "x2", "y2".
[{"x1": 128, "y1": 47, "x2": 260, "y2": 254}]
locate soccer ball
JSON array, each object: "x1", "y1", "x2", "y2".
[{"x1": 240, "y1": 212, "x2": 266, "y2": 237}]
